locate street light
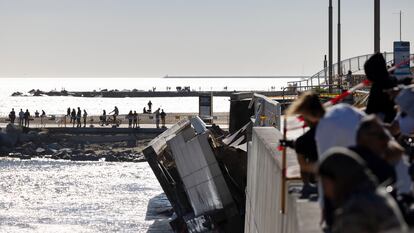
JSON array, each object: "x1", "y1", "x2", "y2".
[
  {"x1": 337, "y1": 0, "x2": 342, "y2": 88},
  {"x1": 374, "y1": 0, "x2": 380, "y2": 53},
  {"x1": 328, "y1": 0, "x2": 333, "y2": 93}
]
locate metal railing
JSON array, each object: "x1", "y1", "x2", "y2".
[{"x1": 287, "y1": 52, "x2": 414, "y2": 90}]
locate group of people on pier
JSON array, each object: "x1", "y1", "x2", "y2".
[
  {"x1": 65, "y1": 104, "x2": 167, "y2": 129},
  {"x1": 7, "y1": 100, "x2": 167, "y2": 129},
  {"x1": 284, "y1": 53, "x2": 414, "y2": 233},
  {"x1": 67, "y1": 107, "x2": 88, "y2": 128},
  {"x1": 8, "y1": 109, "x2": 46, "y2": 127}
]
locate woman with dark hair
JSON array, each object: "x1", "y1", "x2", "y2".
[
  {"x1": 319, "y1": 147, "x2": 407, "y2": 233},
  {"x1": 364, "y1": 53, "x2": 398, "y2": 123}
]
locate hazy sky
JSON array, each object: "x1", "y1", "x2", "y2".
[{"x1": 0, "y1": 0, "x2": 413, "y2": 77}]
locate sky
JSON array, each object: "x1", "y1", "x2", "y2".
[{"x1": 0, "y1": 0, "x2": 413, "y2": 77}]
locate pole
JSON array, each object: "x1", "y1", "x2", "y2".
[
  {"x1": 329, "y1": 0, "x2": 333, "y2": 93},
  {"x1": 374, "y1": 0, "x2": 380, "y2": 53},
  {"x1": 400, "y1": 10, "x2": 402, "y2": 41},
  {"x1": 281, "y1": 117, "x2": 287, "y2": 214},
  {"x1": 337, "y1": 0, "x2": 342, "y2": 88}
]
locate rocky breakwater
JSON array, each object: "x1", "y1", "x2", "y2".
[{"x1": 0, "y1": 124, "x2": 149, "y2": 162}]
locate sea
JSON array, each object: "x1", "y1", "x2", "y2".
[
  {"x1": 0, "y1": 77, "x2": 301, "y2": 116},
  {"x1": 0, "y1": 77, "x2": 300, "y2": 232},
  {"x1": 0, "y1": 158, "x2": 172, "y2": 233}
]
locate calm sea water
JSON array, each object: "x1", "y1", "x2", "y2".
[
  {"x1": 0, "y1": 77, "x2": 300, "y2": 116},
  {"x1": 0, "y1": 158, "x2": 172, "y2": 233}
]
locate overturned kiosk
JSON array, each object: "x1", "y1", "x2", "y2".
[{"x1": 143, "y1": 93, "x2": 320, "y2": 233}]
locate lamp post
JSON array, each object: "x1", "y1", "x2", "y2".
[
  {"x1": 374, "y1": 0, "x2": 380, "y2": 53},
  {"x1": 337, "y1": 0, "x2": 342, "y2": 88},
  {"x1": 328, "y1": 0, "x2": 333, "y2": 93}
]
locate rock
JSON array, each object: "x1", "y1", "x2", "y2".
[
  {"x1": 0, "y1": 146, "x2": 11, "y2": 155},
  {"x1": 60, "y1": 148, "x2": 72, "y2": 154},
  {"x1": 5, "y1": 123, "x2": 20, "y2": 133},
  {"x1": 11, "y1": 91, "x2": 23, "y2": 97},
  {"x1": 8, "y1": 152, "x2": 22, "y2": 158},
  {"x1": 35, "y1": 147, "x2": 46, "y2": 154},
  {"x1": 38, "y1": 131, "x2": 48, "y2": 136},
  {"x1": 20, "y1": 154, "x2": 31, "y2": 160},
  {"x1": 52, "y1": 148, "x2": 73, "y2": 160},
  {"x1": 46, "y1": 148, "x2": 57, "y2": 154},
  {"x1": 27, "y1": 131, "x2": 38, "y2": 136},
  {"x1": 47, "y1": 143, "x2": 61, "y2": 150},
  {"x1": 0, "y1": 132, "x2": 14, "y2": 148}
]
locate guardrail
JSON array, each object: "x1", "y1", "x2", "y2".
[
  {"x1": 286, "y1": 52, "x2": 414, "y2": 90},
  {"x1": 245, "y1": 127, "x2": 302, "y2": 233}
]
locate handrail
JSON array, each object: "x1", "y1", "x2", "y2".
[{"x1": 287, "y1": 52, "x2": 414, "y2": 89}]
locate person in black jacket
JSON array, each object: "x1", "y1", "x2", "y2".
[{"x1": 364, "y1": 53, "x2": 397, "y2": 123}]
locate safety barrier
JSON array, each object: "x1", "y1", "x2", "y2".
[{"x1": 245, "y1": 127, "x2": 302, "y2": 233}]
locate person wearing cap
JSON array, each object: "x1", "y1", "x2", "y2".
[{"x1": 319, "y1": 147, "x2": 408, "y2": 233}]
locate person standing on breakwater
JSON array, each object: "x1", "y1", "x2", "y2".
[
  {"x1": 19, "y1": 109, "x2": 24, "y2": 126},
  {"x1": 133, "y1": 111, "x2": 138, "y2": 128},
  {"x1": 24, "y1": 109, "x2": 30, "y2": 127},
  {"x1": 34, "y1": 110, "x2": 40, "y2": 118},
  {"x1": 83, "y1": 110, "x2": 88, "y2": 127},
  {"x1": 67, "y1": 107, "x2": 71, "y2": 123},
  {"x1": 9, "y1": 108, "x2": 16, "y2": 124},
  {"x1": 100, "y1": 110, "x2": 107, "y2": 126},
  {"x1": 76, "y1": 107, "x2": 82, "y2": 127},
  {"x1": 109, "y1": 106, "x2": 119, "y2": 122},
  {"x1": 127, "y1": 110, "x2": 133, "y2": 128},
  {"x1": 147, "y1": 101, "x2": 152, "y2": 113},
  {"x1": 40, "y1": 110, "x2": 46, "y2": 126},
  {"x1": 155, "y1": 108, "x2": 160, "y2": 129},
  {"x1": 71, "y1": 108, "x2": 76, "y2": 127},
  {"x1": 160, "y1": 109, "x2": 166, "y2": 128}
]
